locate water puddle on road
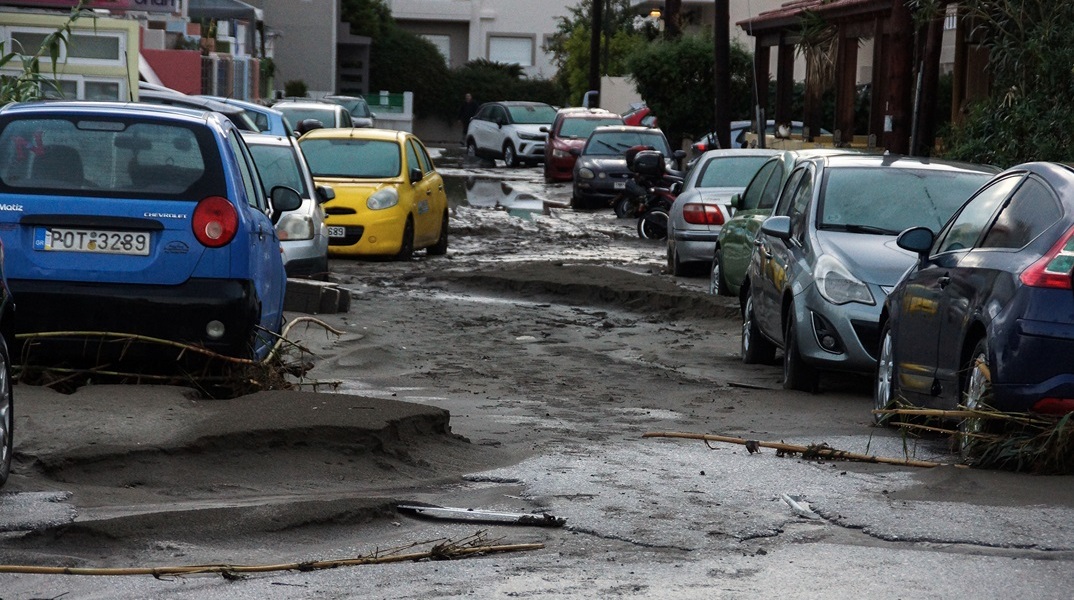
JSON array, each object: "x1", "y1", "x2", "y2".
[{"x1": 441, "y1": 173, "x2": 568, "y2": 219}]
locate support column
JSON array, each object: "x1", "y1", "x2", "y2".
[
  {"x1": 882, "y1": 1, "x2": 914, "y2": 154},
  {"x1": 775, "y1": 40, "x2": 794, "y2": 128},
  {"x1": 834, "y1": 31, "x2": 859, "y2": 143}
]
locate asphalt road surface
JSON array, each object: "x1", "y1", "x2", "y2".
[{"x1": 0, "y1": 151, "x2": 1071, "y2": 599}]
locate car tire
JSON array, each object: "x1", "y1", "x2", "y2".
[
  {"x1": 0, "y1": 335, "x2": 12, "y2": 487},
  {"x1": 874, "y1": 321, "x2": 899, "y2": 426},
  {"x1": 503, "y1": 142, "x2": 519, "y2": 167},
  {"x1": 741, "y1": 291, "x2": 776, "y2": 364},
  {"x1": 958, "y1": 338, "x2": 994, "y2": 460},
  {"x1": 613, "y1": 195, "x2": 634, "y2": 219},
  {"x1": 466, "y1": 139, "x2": 478, "y2": 159},
  {"x1": 427, "y1": 212, "x2": 449, "y2": 256},
  {"x1": 710, "y1": 247, "x2": 731, "y2": 296},
  {"x1": 396, "y1": 218, "x2": 415, "y2": 261},
  {"x1": 783, "y1": 311, "x2": 819, "y2": 392},
  {"x1": 637, "y1": 209, "x2": 669, "y2": 240}
]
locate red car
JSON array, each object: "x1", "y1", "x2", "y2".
[
  {"x1": 622, "y1": 103, "x2": 657, "y2": 128},
  {"x1": 541, "y1": 108, "x2": 624, "y2": 183}
]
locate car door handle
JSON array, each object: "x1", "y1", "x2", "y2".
[{"x1": 938, "y1": 275, "x2": 951, "y2": 289}]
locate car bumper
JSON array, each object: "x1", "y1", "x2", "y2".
[
  {"x1": 792, "y1": 284, "x2": 884, "y2": 374},
  {"x1": 989, "y1": 317, "x2": 1074, "y2": 413},
  {"x1": 670, "y1": 228, "x2": 720, "y2": 264},
  {"x1": 281, "y1": 238, "x2": 328, "y2": 278},
  {"x1": 325, "y1": 209, "x2": 405, "y2": 256},
  {"x1": 546, "y1": 156, "x2": 576, "y2": 181},
  {"x1": 11, "y1": 277, "x2": 263, "y2": 358},
  {"x1": 516, "y1": 141, "x2": 545, "y2": 159}
]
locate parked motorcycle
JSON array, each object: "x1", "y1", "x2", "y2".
[{"x1": 628, "y1": 150, "x2": 684, "y2": 239}]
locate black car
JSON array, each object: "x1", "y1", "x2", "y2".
[
  {"x1": 571, "y1": 125, "x2": 678, "y2": 209},
  {"x1": 0, "y1": 243, "x2": 13, "y2": 487},
  {"x1": 876, "y1": 162, "x2": 1074, "y2": 439}
]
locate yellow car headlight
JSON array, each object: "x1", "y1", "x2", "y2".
[{"x1": 367, "y1": 188, "x2": 399, "y2": 210}]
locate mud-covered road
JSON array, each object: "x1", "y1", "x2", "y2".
[{"x1": 1, "y1": 151, "x2": 1072, "y2": 599}]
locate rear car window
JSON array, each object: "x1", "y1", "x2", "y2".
[
  {"x1": 301, "y1": 138, "x2": 401, "y2": 178},
  {"x1": 0, "y1": 116, "x2": 225, "y2": 200},
  {"x1": 277, "y1": 107, "x2": 337, "y2": 127},
  {"x1": 248, "y1": 143, "x2": 309, "y2": 196},
  {"x1": 559, "y1": 117, "x2": 623, "y2": 139},
  {"x1": 696, "y1": 156, "x2": 772, "y2": 188}
]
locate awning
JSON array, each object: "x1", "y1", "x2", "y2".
[{"x1": 187, "y1": 0, "x2": 262, "y2": 22}]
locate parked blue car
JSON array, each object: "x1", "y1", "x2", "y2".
[
  {"x1": 0, "y1": 101, "x2": 301, "y2": 361},
  {"x1": 877, "y1": 162, "x2": 1074, "y2": 426},
  {"x1": 202, "y1": 96, "x2": 295, "y2": 137}
]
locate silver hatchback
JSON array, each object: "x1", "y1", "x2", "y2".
[{"x1": 243, "y1": 133, "x2": 332, "y2": 279}]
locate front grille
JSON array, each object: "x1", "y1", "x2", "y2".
[{"x1": 325, "y1": 206, "x2": 357, "y2": 216}]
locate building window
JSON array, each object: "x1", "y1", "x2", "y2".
[
  {"x1": 422, "y1": 34, "x2": 450, "y2": 63},
  {"x1": 488, "y1": 35, "x2": 533, "y2": 67},
  {"x1": 36, "y1": 76, "x2": 125, "y2": 101},
  {"x1": 9, "y1": 28, "x2": 124, "y2": 64}
]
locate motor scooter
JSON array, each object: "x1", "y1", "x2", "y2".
[{"x1": 628, "y1": 150, "x2": 684, "y2": 239}]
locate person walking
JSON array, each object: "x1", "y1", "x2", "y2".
[{"x1": 457, "y1": 92, "x2": 478, "y2": 147}]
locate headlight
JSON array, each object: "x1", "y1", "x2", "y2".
[
  {"x1": 814, "y1": 254, "x2": 875, "y2": 305},
  {"x1": 578, "y1": 168, "x2": 595, "y2": 180},
  {"x1": 519, "y1": 132, "x2": 544, "y2": 141},
  {"x1": 553, "y1": 148, "x2": 570, "y2": 158},
  {"x1": 276, "y1": 213, "x2": 314, "y2": 241},
  {"x1": 367, "y1": 188, "x2": 399, "y2": 210}
]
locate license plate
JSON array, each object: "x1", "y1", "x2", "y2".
[
  {"x1": 327, "y1": 226, "x2": 346, "y2": 238},
  {"x1": 614, "y1": 181, "x2": 626, "y2": 190},
  {"x1": 34, "y1": 227, "x2": 150, "y2": 256}
]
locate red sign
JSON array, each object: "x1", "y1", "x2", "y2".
[{"x1": 0, "y1": 0, "x2": 179, "y2": 13}]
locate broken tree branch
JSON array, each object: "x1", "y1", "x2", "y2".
[{"x1": 643, "y1": 431, "x2": 965, "y2": 469}]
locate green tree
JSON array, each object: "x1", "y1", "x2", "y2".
[
  {"x1": 941, "y1": 0, "x2": 1074, "y2": 166},
  {"x1": 546, "y1": 0, "x2": 654, "y2": 105},
  {"x1": 627, "y1": 34, "x2": 754, "y2": 146}
]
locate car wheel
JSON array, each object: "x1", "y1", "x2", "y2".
[
  {"x1": 874, "y1": 322, "x2": 898, "y2": 426},
  {"x1": 959, "y1": 338, "x2": 993, "y2": 459},
  {"x1": 637, "y1": 209, "x2": 669, "y2": 240},
  {"x1": 427, "y1": 212, "x2": 449, "y2": 256},
  {"x1": 0, "y1": 335, "x2": 12, "y2": 487},
  {"x1": 466, "y1": 139, "x2": 478, "y2": 158},
  {"x1": 783, "y1": 311, "x2": 819, "y2": 392},
  {"x1": 395, "y1": 218, "x2": 415, "y2": 261},
  {"x1": 710, "y1": 248, "x2": 731, "y2": 296},
  {"x1": 668, "y1": 245, "x2": 687, "y2": 276},
  {"x1": 613, "y1": 195, "x2": 634, "y2": 219},
  {"x1": 503, "y1": 142, "x2": 519, "y2": 167},
  {"x1": 741, "y1": 291, "x2": 776, "y2": 364}
]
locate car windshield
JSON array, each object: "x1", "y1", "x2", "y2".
[
  {"x1": 329, "y1": 97, "x2": 371, "y2": 118},
  {"x1": 247, "y1": 143, "x2": 308, "y2": 196},
  {"x1": 559, "y1": 117, "x2": 623, "y2": 139},
  {"x1": 300, "y1": 138, "x2": 401, "y2": 178},
  {"x1": 507, "y1": 104, "x2": 557, "y2": 125},
  {"x1": 0, "y1": 116, "x2": 223, "y2": 199},
  {"x1": 584, "y1": 131, "x2": 670, "y2": 156},
  {"x1": 695, "y1": 156, "x2": 771, "y2": 188},
  {"x1": 819, "y1": 167, "x2": 992, "y2": 234},
  {"x1": 276, "y1": 106, "x2": 336, "y2": 127}
]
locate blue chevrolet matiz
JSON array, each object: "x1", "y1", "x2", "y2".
[{"x1": 0, "y1": 101, "x2": 301, "y2": 361}]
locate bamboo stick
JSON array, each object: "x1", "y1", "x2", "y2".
[
  {"x1": 0, "y1": 543, "x2": 544, "y2": 576},
  {"x1": 643, "y1": 431, "x2": 965, "y2": 468}
]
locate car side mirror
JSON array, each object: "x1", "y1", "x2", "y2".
[
  {"x1": 760, "y1": 215, "x2": 792, "y2": 241},
  {"x1": 729, "y1": 193, "x2": 741, "y2": 211},
  {"x1": 539, "y1": 126, "x2": 549, "y2": 133},
  {"x1": 409, "y1": 168, "x2": 423, "y2": 184},
  {"x1": 569, "y1": 148, "x2": 581, "y2": 157},
  {"x1": 897, "y1": 226, "x2": 935, "y2": 259},
  {"x1": 269, "y1": 185, "x2": 302, "y2": 224},
  {"x1": 316, "y1": 184, "x2": 335, "y2": 204}
]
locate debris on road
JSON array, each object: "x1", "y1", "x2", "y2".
[
  {"x1": 780, "y1": 493, "x2": 821, "y2": 520},
  {"x1": 643, "y1": 431, "x2": 962, "y2": 469},
  {"x1": 397, "y1": 503, "x2": 567, "y2": 527}
]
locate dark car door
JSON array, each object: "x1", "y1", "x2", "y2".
[
  {"x1": 932, "y1": 174, "x2": 1061, "y2": 397},
  {"x1": 754, "y1": 165, "x2": 812, "y2": 343},
  {"x1": 893, "y1": 175, "x2": 1019, "y2": 400}
]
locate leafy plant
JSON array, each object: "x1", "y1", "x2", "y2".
[
  {"x1": 1, "y1": 2, "x2": 86, "y2": 105},
  {"x1": 283, "y1": 79, "x2": 308, "y2": 98}
]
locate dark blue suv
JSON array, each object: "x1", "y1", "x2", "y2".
[{"x1": 0, "y1": 101, "x2": 300, "y2": 361}]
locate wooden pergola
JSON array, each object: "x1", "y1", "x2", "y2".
[{"x1": 737, "y1": 0, "x2": 987, "y2": 155}]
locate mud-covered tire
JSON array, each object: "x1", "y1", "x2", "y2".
[
  {"x1": 637, "y1": 209, "x2": 669, "y2": 240},
  {"x1": 427, "y1": 212, "x2": 449, "y2": 256},
  {"x1": 395, "y1": 218, "x2": 415, "y2": 261},
  {"x1": 503, "y1": 142, "x2": 519, "y2": 167},
  {"x1": 710, "y1": 248, "x2": 731, "y2": 296},
  {"x1": 613, "y1": 195, "x2": 635, "y2": 218},
  {"x1": 874, "y1": 322, "x2": 898, "y2": 425},
  {"x1": 741, "y1": 291, "x2": 776, "y2": 364},
  {"x1": 783, "y1": 311, "x2": 819, "y2": 392}
]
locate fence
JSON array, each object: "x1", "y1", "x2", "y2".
[
  {"x1": 370, "y1": 91, "x2": 413, "y2": 132},
  {"x1": 201, "y1": 55, "x2": 260, "y2": 101}
]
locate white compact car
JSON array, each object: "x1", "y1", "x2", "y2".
[{"x1": 465, "y1": 101, "x2": 557, "y2": 167}]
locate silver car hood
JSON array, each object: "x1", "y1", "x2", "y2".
[{"x1": 814, "y1": 230, "x2": 917, "y2": 287}]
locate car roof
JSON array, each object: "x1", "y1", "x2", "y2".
[
  {"x1": 490, "y1": 101, "x2": 553, "y2": 107},
  {"x1": 240, "y1": 132, "x2": 296, "y2": 147},
  {"x1": 590, "y1": 125, "x2": 664, "y2": 134},
  {"x1": 204, "y1": 96, "x2": 285, "y2": 116},
  {"x1": 297, "y1": 127, "x2": 410, "y2": 143},
  {"x1": 0, "y1": 99, "x2": 228, "y2": 127},
  {"x1": 698, "y1": 148, "x2": 782, "y2": 159},
  {"x1": 816, "y1": 153, "x2": 999, "y2": 174}
]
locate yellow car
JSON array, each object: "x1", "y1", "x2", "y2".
[{"x1": 298, "y1": 128, "x2": 449, "y2": 259}]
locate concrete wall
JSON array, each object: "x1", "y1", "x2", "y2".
[{"x1": 250, "y1": 0, "x2": 338, "y2": 97}]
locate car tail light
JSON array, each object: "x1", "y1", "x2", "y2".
[
  {"x1": 192, "y1": 196, "x2": 239, "y2": 248},
  {"x1": 693, "y1": 142, "x2": 709, "y2": 153},
  {"x1": 1020, "y1": 225, "x2": 1074, "y2": 289},
  {"x1": 1032, "y1": 397, "x2": 1074, "y2": 415},
  {"x1": 682, "y1": 203, "x2": 725, "y2": 226}
]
